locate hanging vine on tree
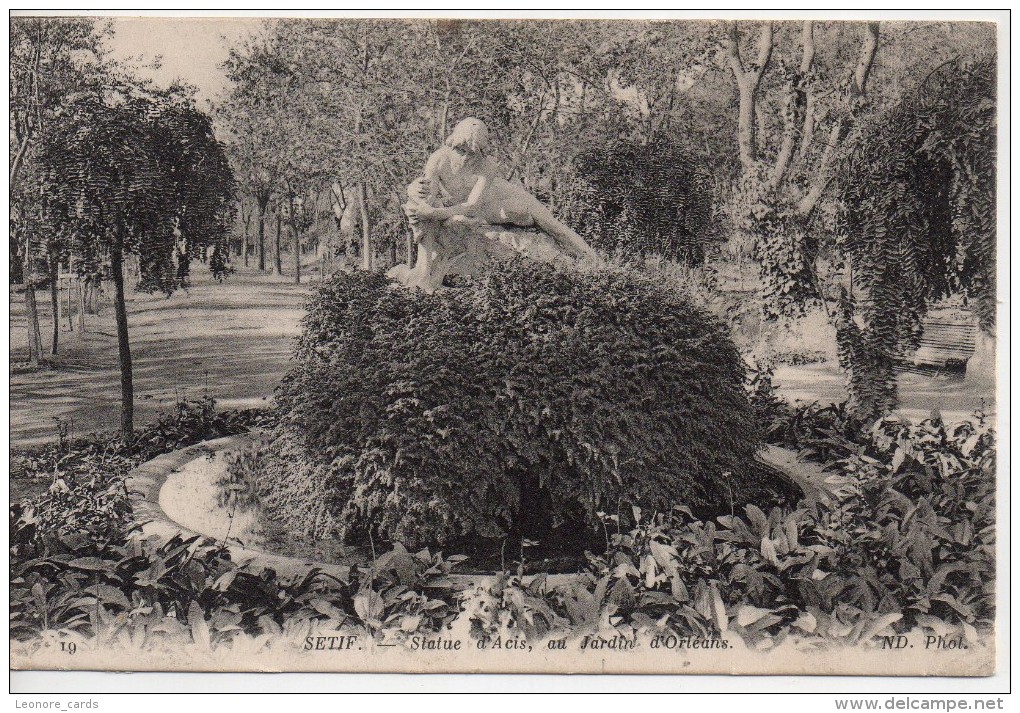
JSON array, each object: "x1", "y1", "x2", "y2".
[{"x1": 834, "y1": 56, "x2": 996, "y2": 418}]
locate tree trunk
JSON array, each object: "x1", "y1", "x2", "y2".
[
  {"x1": 329, "y1": 183, "x2": 347, "y2": 265},
  {"x1": 854, "y1": 23, "x2": 881, "y2": 95},
  {"x1": 800, "y1": 95, "x2": 816, "y2": 157},
  {"x1": 48, "y1": 255, "x2": 59, "y2": 356},
  {"x1": 257, "y1": 197, "x2": 268, "y2": 272},
  {"x1": 797, "y1": 24, "x2": 878, "y2": 217},
  {"x1": 64, "y1": 260, "x2": 73, "y2": 332},
  {"x1": 24, "y1": 283, "x2": 43, "y2": 364},
  {"x1": 274, "y1": 210, "x2": 283, "y2": 275},
  {"x1": 770, "y1": 21, "x2": 814, "y2": 190},
  {"x1": 735, "y1": 82, "x2": 756, "y2": 172},
  {"x1": 439, "y1": 92, "x2": 450, "y2": 143},
  {"x1": 22, "y1": 238, "x2": 43, "y2": 364},
  {"x1": 10, "y1": 238, "x2": 24, "y2": 284},
  {"x1": 110, "y1": 243, "x2": 134, "y2": 439},
  {"x1": 241, "y1": 204, "x2": 251, "y2": 268},
  {"x1": 726, "y1": 21, "x2": 773, "y2": 176},
  {"x1": 291, "y1": 223, "x2": 301, "y2": 284},
  {"x1": 84, "y1": 277, "x2": 102, "y2": 315},
  {"x1": 77, "y1": 277, "x2": 87, "y2": 332},
  {"x1": 357, "y1": 182, "x2": 372, "y2": 270}
]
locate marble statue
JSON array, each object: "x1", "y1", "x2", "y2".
[{"x1": 387, "y1": 118, "x2": 597, "y2": 292}]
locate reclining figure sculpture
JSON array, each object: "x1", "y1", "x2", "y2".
[{"x1": 387, "y1": 117, "x2": 598, "y2": 292}]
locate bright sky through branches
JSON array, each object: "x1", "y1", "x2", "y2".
[{"x1": 103, "y1": 17, "x2": 259, "y2": 107}]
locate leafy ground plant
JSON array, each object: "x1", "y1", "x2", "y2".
[
  {"x1": 11, "y1": 506, "x2": 468, "y2": 649},
  {"x1": 11, "y1": 397, "x2": 472, "y2": 652},
  {"x1": 471, "y1": 412, "x2": 994, "y2": 650},
  {"x1": 11, "y1": 395, "x2": 273, "y2": 507}
]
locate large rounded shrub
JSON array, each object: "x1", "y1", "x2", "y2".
[{"x1": 258, "y1": 259, "x2": 785, "y2": 548}]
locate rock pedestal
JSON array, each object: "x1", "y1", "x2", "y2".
[{"x1": 387, "y1": 215, "x2": 574, "y2": 293}]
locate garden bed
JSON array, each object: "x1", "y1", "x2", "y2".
[
  {"x1": 129, "y1": 436, "x2": 826, "y2": 582},
  {"x1": 12, "y1": 404, "x2": 996, "y2": 670}
]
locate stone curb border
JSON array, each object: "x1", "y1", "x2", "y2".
[
  {"x1": 126, "y1": 436, "x2": 828, "y2": 590},
  {"x1": 125, "y1": 435, "x2": 579, "y2": 589},
  {"x1": 125, "y1": 434, "x2": 356, "y2": 583},
  {"x1": 762, "y1": 444, "x2": 832, "y2": 502}
]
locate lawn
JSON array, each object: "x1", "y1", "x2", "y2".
[{"x1": 9, "y1": 267, "x2": 310, "y2": 446}]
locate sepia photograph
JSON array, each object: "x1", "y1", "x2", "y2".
[{"x1": 8, "y1": 9, "x2": 1005, "y2": 687}]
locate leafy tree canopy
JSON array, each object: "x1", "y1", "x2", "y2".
[{"x1": 39, "y1": 91, "x2": 236, "y2": 293}]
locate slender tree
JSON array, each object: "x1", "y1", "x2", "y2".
[
  {"x1": 218, "y1": 28, "x2": 285, "y2": 273},
  {"x1": 39, "y1": 93, "x2": 234, "y2": 437},
  {"x1": 10, "y1": 17, "x2": 107, "y2": 362},
  {"x1": 240, "y1": 199, "x2": 252, "y2": 267},
  {"x1": 274, "y1": 204, "x2": 283, "y2": 275}
]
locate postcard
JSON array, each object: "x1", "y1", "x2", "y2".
[{"x1": 9, "y1": 12, "x2": 1000, "y2": 677}]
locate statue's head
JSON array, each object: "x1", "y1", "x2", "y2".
[{"x1": 445, "y1": 117, "x2": 489, "y2": 155}]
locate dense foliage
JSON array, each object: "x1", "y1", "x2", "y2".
[
  {"x1": 39, "y1": 94, "x2": 236, "y2": 296},
  {"x1": 251, "y1": 261, "x2": 786, "y2": 549},
  {"x1": 834, "y1": 57, "x2": 996, "y2": 418},
  {"x1": 474, "y1": 412, "x2": 995, "y2": 647},
  {"x1": 10, "y1": 397, "x2": 272, "y2": 542},
  {"x1": 573, "y1": 139, "x2": 714, "y2": 264},
  {"x1": 11, "y1": 514, "x2": 466, "y2": 646},
  {"x1": 10, "y1": 17, "x2": 109, "y2": 286},
  {"x1": 10, "y1": 398, "x2": 465, "y2": 647}
]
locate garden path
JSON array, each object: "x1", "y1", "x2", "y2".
[
  {"x1": 773, "y1": 363, "x2": 994, "y2": 425},
  {"x1": 10, "y1": 268, "x2": 309, "y2": 446}
]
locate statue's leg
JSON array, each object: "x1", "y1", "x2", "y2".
[
  {"x1": 526, "y1": 201, "x2": 596, "y2": 260},
  {"x1": 483, "y1": 179, "x2": 596, "y2": 259}
]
